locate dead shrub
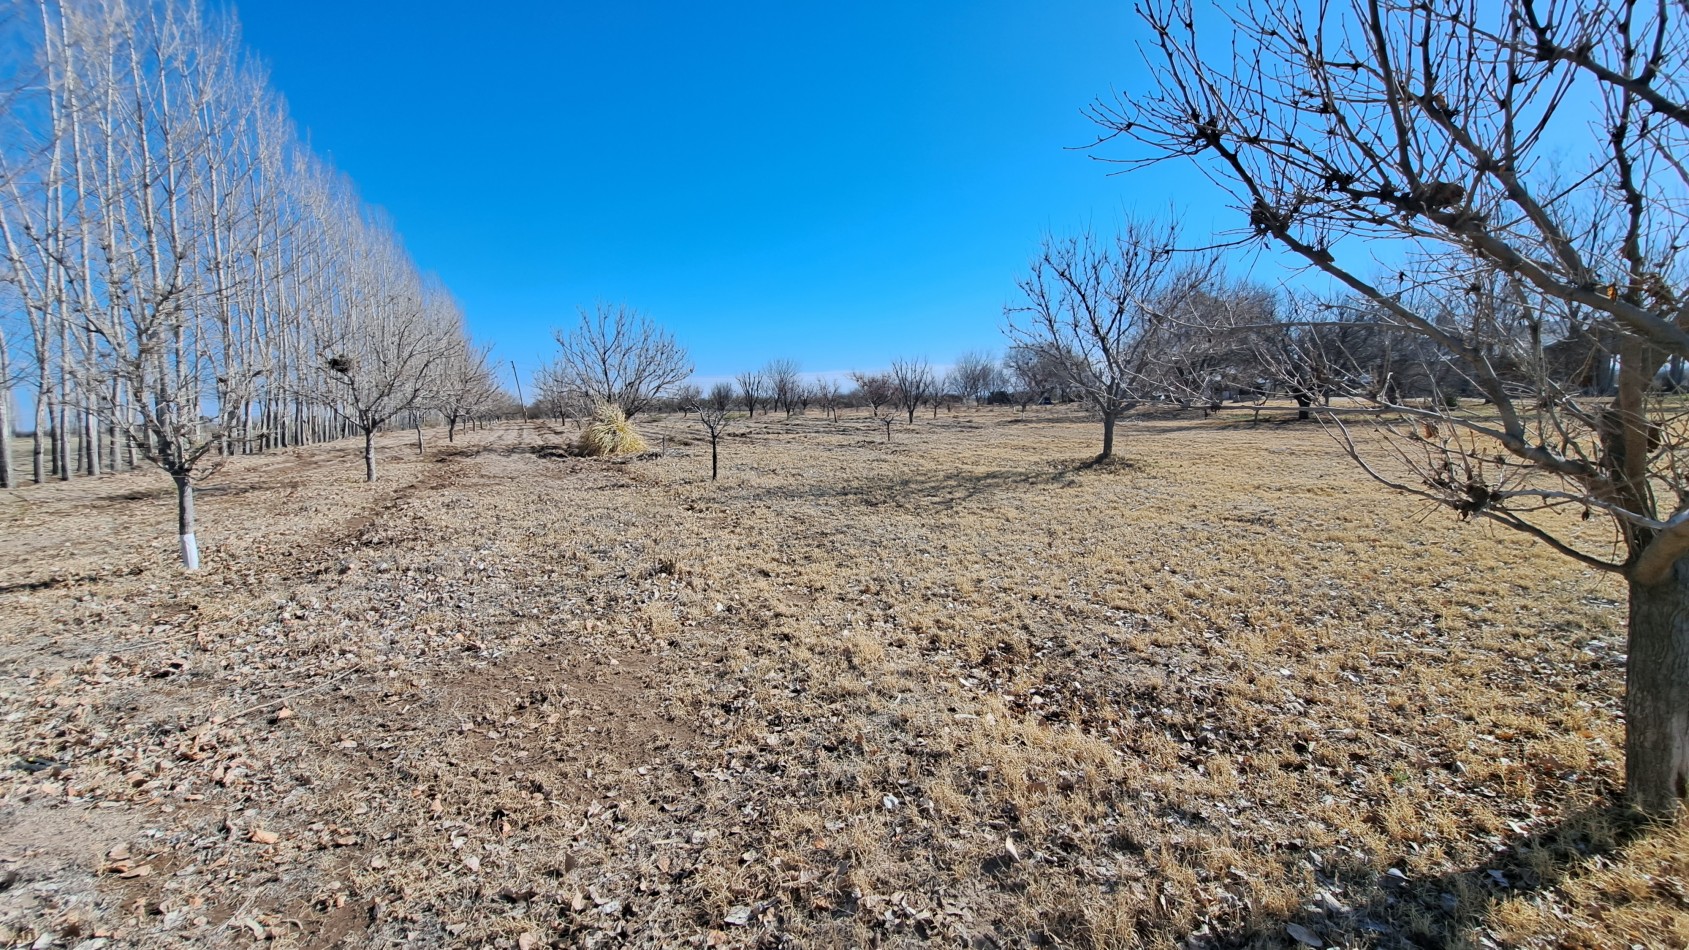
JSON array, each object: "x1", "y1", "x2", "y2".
[{"x1": 576, "y1": 403, "x2": 649, "y2": 457}]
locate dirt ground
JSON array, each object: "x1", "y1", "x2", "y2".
[{"x1": 0, "y1": 408, "x2": 1683, "y2": 949}]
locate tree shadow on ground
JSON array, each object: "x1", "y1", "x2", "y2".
[
  {"x1": 0, "y1": 566, "x2": 147, "y2": 595},
  {"x1": 1174, "y1": 798, "x2": 1654, "y2": 949},
  {"x1": 195, "y1": 477, "x2": 308, "y2": 500},
  {"x1": 1137, "y1": 415, "x2": 1322, "y2": 438},
  {"x1": 730, "y1": 458, "x2": 1133, "y2": 515}
]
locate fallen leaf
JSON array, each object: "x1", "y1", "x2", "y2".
[
  {"x1": 250, "y1": 829, "x2": 280, "y2": 845},
  {"x1": 1286, "y1": 922, "x2": 1324, "y2": 947}
]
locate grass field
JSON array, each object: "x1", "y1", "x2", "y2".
[{"x1": 0, "y1": 407, "x2": 1683, "y2": 948}]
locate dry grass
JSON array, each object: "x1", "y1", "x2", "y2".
[
  {"x1": 0, "y1": 406, "x2": 1679, "y2": 948},
  {"x1": 577, "y1": 404, "x2": 650, "y2": 457}
]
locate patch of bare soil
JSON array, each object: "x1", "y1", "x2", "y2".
[{"x1": 0, "y1": 410, "x2": 1682, "y2": 949}]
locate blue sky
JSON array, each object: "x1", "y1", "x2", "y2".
[{"x1": 233, "y1": 1, "x2": 1243, "y2": 386}]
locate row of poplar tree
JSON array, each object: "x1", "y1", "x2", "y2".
[{"x1": 0, "y1": 0, "x2": 506, "y2": 565}]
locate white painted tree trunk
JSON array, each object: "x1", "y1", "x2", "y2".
[
  {"x1": 174, "y1": 474, "x2": 199, "y2": 570},
  {"x1": 0, "y1": 382, "x2": 11, "y2": 490}
]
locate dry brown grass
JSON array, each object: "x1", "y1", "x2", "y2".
[
  {"x1": 0, "y1": 407, "x2": 1679, "y2": 948},
  {"x1": 577, "y1": 404, "x2": 649, "y2": 457}
]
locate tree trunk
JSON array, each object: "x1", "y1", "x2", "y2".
[
  {"x1": 107, "y1": 384, "x2": 121, "y2": 470},
  {"x1": 84, "y1": 405, "x2": 99, "y2": 476},
  {"x1": 31, "y1": 387, "x2": 44, "y2": 484},
  {"x1": 54, "y1": 399, "x2": 69, "y2": 481},
  {"x1": 1100, "y1": 411, "x2": 1116, "y2": 460},
  {"x1": 1295, "y1": 393, "x2": 1313, "y2": 421},
  {"x1": 364, "y1": 429, "x2": 376, "y2": 482},
  {"x1": 415, "y1": 424, "x2": 424, "y2": 456},
  {"x1": 448, "y1": 417, "x2": 457, "y2": 443},
  {"x1": 906, "y1": 404, "x2": 916, "y2": 424},
  {"x1": 1626, "y1": 565, "x2": 1689, "y2": 814},
  {"x1": 710, "y1": 436, "x2": 719, "y2": 480},
  {"x1": 0, "y1": 387, "x2": 11, "y2": 490},
  {"x1": 174, "y1": 473, "x2": 200, "y2": 570}
]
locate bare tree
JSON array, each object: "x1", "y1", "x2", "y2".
[
  {"x1": 1003, "y1": 346, "x2": 1061, "y2": 410},
  {"x1": 691, "y1": 402, "x2": 732, "y2": 480},
  {"x1": 1005, "y1": 219, "x2": 1213, "y2": 459},
  {"x1": 949, "y1": 351, "x2": 1000, "y2": 406},
  {"x1": 0, "y1": 0, "x2": 273, "y2": 566},
  {"x1": 1104, "y1": 0, "x2": 1689, "y2": 811},
  {"x1": 314, "y1": 257, "x2": 460, "y2": 482},
  {"x1": 435, "y1": 341, "x2": 500, "y2": 443},
  {"x1": 549, "y1": 304, "x2": 690, "y2": 420},
  {"x1": 889, "y1": 357, "x2": 937, "y2": 425},
  {"x1": 533, "y1": 360, "x2": 589, "y2": 427},
  {"x1": 670, "y1": 383, "x2": 702, "y2": 417},
  {"x1": 814, "y1": 377, "x2": 843, "y2": 420},
  {"x1": 1149, "y1": 282, "x2": 1283, "y2": 414},
  {"x1": 849, "y1": 371, "x2": 895, "y2": 418},
  {"x1": 764, "y1": 358, "x2": 801, "y2": 416},
  {"x1": 0, "y1": 0, "x2": 475, "y2": 562},
  {"x1": 735, "y1": 369, "x2": 766, "y2": 419},
  {"x1": 706, "y1": 380, "x2": 735, "y2": 412}
]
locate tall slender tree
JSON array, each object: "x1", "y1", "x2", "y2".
[{"x1": 0, "y1": 0, "x2": 482, "y2": 562}]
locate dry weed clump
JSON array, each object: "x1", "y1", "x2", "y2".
[
  {"x1": 577, "y1": 403, "x2": 650, "y2": 456},
  {"x1": 0, "y1": 407, "x2": 1678, "y2": 949}
]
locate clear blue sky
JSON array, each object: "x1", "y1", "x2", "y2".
[{"x1": 232, "y1": 1, "x2": 1240, "y2": 386}]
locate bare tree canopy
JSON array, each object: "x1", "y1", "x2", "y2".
[
  {"x1": 548, "y1": 304, "x2": 691, "y2": 420},
  {"x1": 949, "y1": 351, "x2": 1001, "y2": 406},
  {"x1": 432, "y1": 339, "x2": 502, "y2": 444},
  {"x1": 764, "y1": 359, "x2": 802, "y2": 417},
  {"x1": 1005, "y1": 218, "x2": 1214, "y2": 459},
  {"x1": 813, "y1": 377, "x2": 843, "y2": 419},
  {"x1": 889, "y1": 357, "x2": 937, "y2": 424},
  {"x1": 707, "y1": 380, "x2": 735, "y2": 412},
  {"x1": 736, "y1": 369, "x2": 767, "y2": 418},
  {"x1": 669, "y1": 383, "x2": 703, "y2": 415},
  {"x1": 1101, "y1": 0, "x2": 1689, "y2": 811},
  {"x1": 849, "y1": 371, "x2": 895, "y2": 418},
  {"x1": 691, "y1": 403, "x2": 733, "y2": 480},
  {"x1": 1002, "y1": 346, "x2": 1063, "y2": 409},
  {"x1": 314, "y1": 265, "x2": 462, "y2": 481},
  {"x1": 0, "y1": 0, "x2": 481, "y2": 563}
]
